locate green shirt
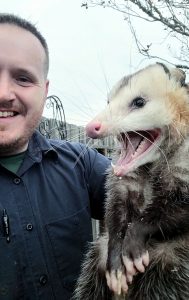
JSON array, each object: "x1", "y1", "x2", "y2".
[{"x1": 0, "y1": 152, "x2": 25, "y2": 173}]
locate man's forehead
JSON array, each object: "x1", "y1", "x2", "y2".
[
  {"x1": 0, "y1": 24, "x2": 47, "y2": 76},
  {"x1": 0, "y1": 24, "x2": 44, "y2": 52}
]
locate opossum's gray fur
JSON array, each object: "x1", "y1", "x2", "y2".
[{"x1": 73, "y1": 63, "x2": 189, "y2": 300}]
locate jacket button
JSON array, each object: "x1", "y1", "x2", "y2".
[
  {"x1": 26, "y1": 223, "x2": 33, "y2": 231},
  {"x1": 39, "y1": 274, "x2": 48, "y2": 286},
  {"x1": 13, "y1": 178, "x2": 21, "y2": 184}
]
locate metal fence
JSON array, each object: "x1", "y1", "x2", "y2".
[
  {"x1": 39, "y1": 118, "x2": 116, "y2": 157},
  {"x1": 39, "y1": 95, "x2": 116, "y2": 156}
]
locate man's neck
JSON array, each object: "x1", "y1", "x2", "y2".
[{"x1": 0, "y1": 142, "x2": 28, "y2": 157}]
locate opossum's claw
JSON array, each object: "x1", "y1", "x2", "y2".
[
  {"x1": 126, "y1": 273, "x2": 133, "y2": 284},
  {"x1": 106, "y1": 269, "x2": 128, "y2": 295},
  {"x1": 122, "y1": 223, "x2": 150, "y2": 274},
  {"x1": 106, "y1": 271, "x2": 111, "y2": 289},
  {"x1": 133, "y1": 256, "x2": 145, "y2": 273},
  {"x1": 143, "y1": 250, "x2": 150, "y2": 266},
  {"x1": 122, "y1": 256, "x2": 136, "y2": 276},
  {"x1": 117, "y1": 270, "x2": 123, "y2": 295},
  {"x1": 106, "y1": 270, "x2": 120, "y2": 294},
  {"x1": 123, "y1": 251, "x2": 149, "y2": 274},
  {"x1": 134, "y1": 250, "x2": 149, "y2": 272},
  {"x1": 121, "y1": 273, "x2": 129, "y2": 293}
]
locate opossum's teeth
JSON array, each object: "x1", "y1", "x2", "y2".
[
  {"x1": 131, "y1": 138, "x2": 148, "y2": 158},
  {"x1": 113, "y1": 129, "x2": 161, "y2": 176}
]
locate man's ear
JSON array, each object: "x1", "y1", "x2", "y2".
[{"x1": 45, "y1": 80, "x2": 49, "y2": 98}]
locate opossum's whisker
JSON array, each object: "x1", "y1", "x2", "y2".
[
  {"x1": 67, "y1": 129, "x2": 85, "y2": 136},
  {"x1": 177, "y1": 110, "x2": 189, "y2": 114},
  {"x1": 172, "y1": 121, "x2": 186, "y2": 142},
  {"x1": 158, "y1": 224, "x2": 165, "y2": 240},
  {"x1": 98, "y1": 57, "x2": 111, "y2": 97},
  {"x1": 67, "y1": 132, "x2": 85, "y2": 142},
  {"x1": 72, "y1": 139, "x2": 95, "y2": 166},
  {"x1": 69, "y1": 127, "x2": 84, "y2": 136},
  {"x1": 53, "y1": 83, "x2": 102, "y2": 120},
  {"x1": 113, "y1": 135, "x2": 118, "y2": 144},
  {"x1": 73, "y1": 138, "x2": 103, "y2": 167},
  {"x1": 107, "y1": 102, "x2": 115, "y2": 124},
  {"x1": 39, "y1": 125, "x2": 67, "y2": 136},
  {"x1": 73, "y1": 147, "x2": 89, "y2": 167},
  {"x1": 67, "y1": 136, "x2": 83, "y2": 142},
  {"x1": 172, "y1": 124, "x2": 185, "y2": 142},
  {"x1": 121, "y1": 130, "x2": 136, "y2": 153},
  {"x1": 166, "y1": 125, "x2": 171, "y2": 148},
  {"x1": 85, "y1": 137, "x2": 98, "y2": 148},
  {"x1": 172, "y1": 120, "x2": 189, "y2": 127}
]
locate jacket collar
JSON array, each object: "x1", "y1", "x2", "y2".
[
  {"x1": 17, "y1": 130, "x2": 58, "y2": 176},
  {"x1": 27, "y1": 130, "x2": 58, "y2": 162}
]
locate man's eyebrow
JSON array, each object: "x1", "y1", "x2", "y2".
[
  {"x1": 12, "y1": 68, "x2": 39, "y2": 81},
  {"x1": 13, "y1": 68, "x2": 36, "y2": 76}
]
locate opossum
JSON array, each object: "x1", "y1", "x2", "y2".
[{"x1": 73, "y1": 63, "x2": 189, "y2": 300}]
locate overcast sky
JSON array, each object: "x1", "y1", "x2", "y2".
[{"x1": 0, "y1": 0, "x2": 177, "y2": 126}]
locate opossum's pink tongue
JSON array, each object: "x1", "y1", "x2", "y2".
[{"x1": 113, "y1": 130, "x2": 160, "y2": 176}]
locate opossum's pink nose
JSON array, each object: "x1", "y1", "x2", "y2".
[{"x1": 86, "y1": 121, "x2": 102, "y2": 138}]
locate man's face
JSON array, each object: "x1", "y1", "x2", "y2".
[{"x1": 0, "y1": 24, "x2": 49, "y2": 155}]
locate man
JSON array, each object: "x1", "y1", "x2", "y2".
[{"x1": 0, "y1": 14, "x2": 110, "y2": 299}]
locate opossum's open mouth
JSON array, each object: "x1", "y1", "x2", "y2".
[{"x1": 112, "y1": 129, "x2": 161, "y2": 176}]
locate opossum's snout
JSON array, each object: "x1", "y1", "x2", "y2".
[{"x1": 86, "y1": 120, "x2": 107, "y2": 139}]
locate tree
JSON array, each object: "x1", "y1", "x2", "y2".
[{"x1": 81, "y1": 0, "x2": 189, "y2": 69}]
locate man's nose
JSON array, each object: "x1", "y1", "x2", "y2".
[{"x1": 0, "y1": 75, "x2": 15, "y2": 102}]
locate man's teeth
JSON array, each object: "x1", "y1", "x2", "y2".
[{"x1": 0, "y1": 111, "x2": 14, "y2": 117}]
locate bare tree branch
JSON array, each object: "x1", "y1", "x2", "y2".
[{"x1": 82, "y1": 0, "x2": 189, "y2": 69}]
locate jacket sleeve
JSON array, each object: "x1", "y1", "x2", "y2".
[{"x1": 83, "y1": 146, "x2": 111, "y2": 220}]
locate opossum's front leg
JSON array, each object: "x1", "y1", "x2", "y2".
[
  {"x1": 105, "y1": 195, "x2": 135, "y2": 295},
  {"x1": 106, "y1": 232, "x2": 130, "y2": 295},
  {"x1": 122, "y1": 221, "x2": 151, "y2": 276},
  {"x1": 105, "y1": 173, "x2": 148, "y2": 295},
  {"x1": 122, "y1": 190, "x2": 189, "y2": 276}
]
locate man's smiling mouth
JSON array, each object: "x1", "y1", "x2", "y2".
[{"x1": 0, "y1": 111, "x2": 18, "y2": 117}]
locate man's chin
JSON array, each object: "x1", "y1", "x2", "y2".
[
  {"x1": 0, "y1": 137, "x2": 28, "y2": 156},
  {"x1": 0, "y1": 121, "x2": 40, "y2": 155}
]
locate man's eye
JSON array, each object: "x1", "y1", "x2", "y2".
[
  {"x1": 16, "y1": 76, "x2": 32, "y2": 86},
  {"x1": 18, "y1": 76, "x2": 29, "y2": 82}
]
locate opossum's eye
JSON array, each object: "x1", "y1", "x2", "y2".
[{"x1": 131, "y1": 97, "x2": 146, "y2": 109}]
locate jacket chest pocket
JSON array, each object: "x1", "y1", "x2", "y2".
[{"x1": 45, "y1": 207, "x2": 92, "y2": 292}]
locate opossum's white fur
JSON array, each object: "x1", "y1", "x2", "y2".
[
  {"x1": 96, "y1": 65, "x2": 180, "y2": 132},
  {"x1": 74, "y1": 63, "x2": 189, "y2": 300}
]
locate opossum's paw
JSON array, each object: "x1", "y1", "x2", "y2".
[
  {"x1": 122, "y1": 251, "x2": 149, "y2": 275},
  {"x1": 106, "y1": 269, "x2": 129, "y2": 295},
  {"x1": 106, "y1": 241, "x2": 131, "y2": 295},
  {"x1": 122, "y1": 233, "x2": 150, "y2": 274}
]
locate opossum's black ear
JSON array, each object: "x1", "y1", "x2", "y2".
[
  {"x1": 156, "y1": 62, "x2": 186, "y2": 87},
  {"x1": 170, "y1": 67, "x2": 186, "y2": 87},
  {"x1": 184, "y1": 83, "x2": 189, "y2": 93},
  {"x1": 156, "y1": 62, "x2": 170, "y2": 75}
]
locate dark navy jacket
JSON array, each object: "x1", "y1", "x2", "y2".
[{"x1": 0, "y1": 130, "x2": 110, "y2": 300}]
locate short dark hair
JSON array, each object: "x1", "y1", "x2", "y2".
[{"x1": 0, "y1": 13, "x2": 49, "y2": 77}]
